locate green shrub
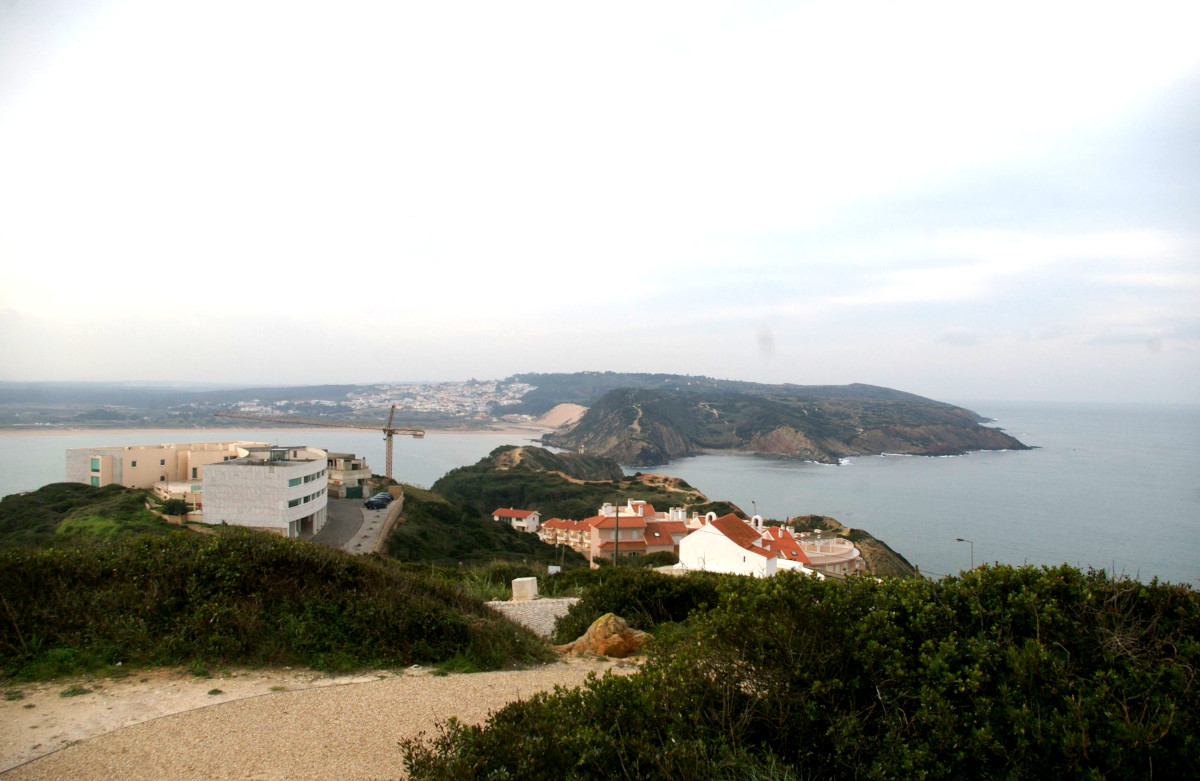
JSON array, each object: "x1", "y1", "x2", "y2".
[
  {"x1": 550, "y1": 568, "x2": 720, "y2": 643},
  {"x1": 404, "y1": 565, "x2": 1200, "y2": 779},
  {"x1": 0, "y1": 529, "x2": 553, "y2": 680}
]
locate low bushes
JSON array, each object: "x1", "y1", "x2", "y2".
[
  {"x1": 0, "y1": 528, "x2": 552, "y2": 680},
  {"x1": 404, "y1": 565, "x2": 1200, "y2": 779},
  {"x1": 549, "y1": 568, "x2": 721, "y2": 643}
]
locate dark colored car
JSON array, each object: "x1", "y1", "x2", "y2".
[{"x1": 363, "y1": 498, "x2": 387, "y2": 510}]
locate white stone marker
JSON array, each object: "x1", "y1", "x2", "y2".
[{"x1": 511, "y1": 576, "x2": 539, "y2": 601}]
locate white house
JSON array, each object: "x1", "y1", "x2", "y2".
[
  {"x1": 678, "y1": 513, "x2": 779, "y2": 577},
  {"x1": 492, "y1": 508, "x2": 541, "y2": 533}
]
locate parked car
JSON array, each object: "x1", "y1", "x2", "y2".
[
  {"x1": 370, "y1": 492, "x2": 393, "y2": 504},
  {"x1": 363, "y1": 497, "x2": 387, "y2": 510}
]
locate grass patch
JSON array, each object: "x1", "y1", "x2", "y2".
[
  {"x1": 207, "y1": 688, "x2": 223, "y2": 696},
  {"x1": 59, "y1": 684, "x2": 92, "y2": 697},
  {"x1": 4, "y1": 689, "x2": 23, "y2": 701}
]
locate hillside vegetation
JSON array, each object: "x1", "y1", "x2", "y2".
[
  {"x1": 0, "y1": 483, "x2": 177, "y2": 548},
  {"x1": 0, "y1": 529, "x2": 551, "y2": 680},
  {"x1": 404, "y1": 565, "x2": 1200, "y2": 780},
  {"x1": 531, "y1": 377, "x2": 1027, "y2": 466},
  {"x1": 385, "y1": 483, "x2": 589, "y2": 568},
  {"x1": 431, "y1": 446, "x2": 739, "y2": 521}
]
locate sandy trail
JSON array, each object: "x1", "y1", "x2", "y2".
[{"x1": 2, "y1": 656, "x2": 626, "y2": 780}]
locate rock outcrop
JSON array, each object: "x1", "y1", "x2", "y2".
[{"x1": 553, "y1": 613, "x2": 647, "y2": 658}]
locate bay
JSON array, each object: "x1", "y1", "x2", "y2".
[
  {"x1": 1, "y1": 403, "x2": 1196, "y2": 586},
  {"x1": 627, "y1": 403, "x2": 1200, "y2": 586}
]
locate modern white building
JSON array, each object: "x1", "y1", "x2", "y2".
[
  {"x1": 67, "y1": 441, "x2": 334, "y2": 538},
  {"x1": 198, "y1": 446, "x2": 328, "y2": 538}
]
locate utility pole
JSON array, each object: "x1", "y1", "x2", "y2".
[{"x1": 613, "y1": 502, "x2": 619, "y2": 566}]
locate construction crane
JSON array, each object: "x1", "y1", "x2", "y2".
[{"x1": 213, "y1": 405, "x2": 424, "y2": 480}]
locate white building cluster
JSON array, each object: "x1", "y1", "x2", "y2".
[
  {"x1": 527, "y1": 498, "x2": 867, "y2": 579},
  {"x1": 66, "y1": 441, "x2": 371, "y2": 539}
]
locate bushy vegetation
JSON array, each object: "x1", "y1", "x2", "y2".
[
  {"x1": 386, "y1": 484, "x2": 587, "y2": 568},
  {"x1": 0, "y1": 483, "x2": 176, "y2": 548},
  {"x1": 403, "y1": 565, "x2": 1199, "y2": 779},
  {"x1": 548, "y1": 568, "x2": 720, "y2": 643},
  {"x1": 0, "y1": 528, "x2": 552, "y2": 680}
]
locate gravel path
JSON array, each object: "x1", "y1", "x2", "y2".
[{"x1": 4, "y1": 655, "x2": 627, "y2": 780}]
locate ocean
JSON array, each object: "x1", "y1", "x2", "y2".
[
  {"x1": 629, "y1": 402, "x2": 1200, "y2": 585},
  {"x1": 1, "y1": 403, "x2": 1196, "y2": 585}
]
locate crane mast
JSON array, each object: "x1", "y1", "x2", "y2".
[{"x1": 213, "y1": 405, "x2": 424, "y2": 480}]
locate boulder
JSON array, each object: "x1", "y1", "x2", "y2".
[{"x1": 553, "y1": 613, "x2": 647, "y2": 658}]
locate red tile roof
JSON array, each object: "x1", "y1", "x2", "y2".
[
  {"x1": 589, "y1": 513, "x2": 647, "y2": 529},
  {"x1": 763, "y1": 536, "x2": 811, "y2": 564},
  {"x1": 646, "y1": 520, "x2": 689, "y2": 536},
  {"x1": 710, "y1": 514, "x2": 763, "y2": 550},
  {"x1": 493, "y1": 508, "x2": 535, "y2": 519}
]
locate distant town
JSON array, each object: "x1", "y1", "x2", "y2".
[{"x1": 0, "y1": 379, "x2": 541, "y2": 430}]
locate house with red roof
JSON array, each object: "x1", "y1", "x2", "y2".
[
  {"x1": 678, "y1": 512, "x2": 780, "y2": 577},
  {"x1": 580, "y1": 499, "x2": 693, "y2": 566},
  {"x1": 538, "y1": 517, "x2": 592, "y2": 553},
  {"x1": 492, "y1": 507, "x2": 541, "y2": 533}
]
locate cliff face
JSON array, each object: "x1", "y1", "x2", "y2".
[{"x1": 543, "y1": 386, "x2": 1029, "y2": 467}]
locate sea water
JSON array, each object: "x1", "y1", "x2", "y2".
[
  {"x1": 628, "y1": 403, "x2": 1200, "y2": 585},
  {"x1": 1, "y1": 403, "x2": 1196, "y2": 585}
]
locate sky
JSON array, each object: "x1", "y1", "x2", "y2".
[{"x1": 1, "y1": 0, "x2": 1197, "y2": 404}]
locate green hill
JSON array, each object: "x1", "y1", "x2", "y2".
[
  {"x1": 543, "y1": 385, "x2": 1028, "y2": 466},
  {"x1": 384, "y1": 483, "x2": 590, "y2": 567},
  {"x1": 430, "y1": 446, "x2": 740, "y2": 522},
  {"x1": 0, "y1": 483, "x2": 177, "y2": 548}
]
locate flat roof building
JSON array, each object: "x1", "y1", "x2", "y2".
[{"x1": 66, "y1": 441, "x2": 335, "y2": 538}]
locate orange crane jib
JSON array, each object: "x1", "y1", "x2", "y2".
[{"x1": 213, "y1": 405, "x2": 423, "y2": 479}]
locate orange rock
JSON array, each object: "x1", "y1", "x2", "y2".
[{"x1": 554, "y1": 613, "x2": 647, "y2": 658}]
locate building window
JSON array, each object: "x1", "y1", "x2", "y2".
[
  {"x1": 131, "y1": 461, "x2": 137, "y2": 467},
  {"x1": 191, "y1": 468, "x2": 198, "y2": 479},
  {"x1": 90, "y1": 476, "x2": 99, "y2": 487},
  {"x1": 90, "y1": 457, "x2": 99, "y2": 472},
  {"x1": 288, "y1": 477, "x2": 302, "y2": 487},
  {"x1": 159, "y1": 459, "x2": 165, "y2": 466}
]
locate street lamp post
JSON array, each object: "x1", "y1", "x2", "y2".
[{"x1": 955, "y1": 538, "x2": 974, "y2": 570}]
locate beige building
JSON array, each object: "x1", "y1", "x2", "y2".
[
  {"x1": 326, "y1": 452, "x2": 372, "y2": 499},
  {"x1": 66, "y1": 441, "x2": 336, "y2": 538},
  {"x1": 66, "y1": 441, "x2": 267, "y2": 514}
]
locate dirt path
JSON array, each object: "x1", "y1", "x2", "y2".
[{"x1": 2, "y1": 656, "x2": 629, "y2": 780}]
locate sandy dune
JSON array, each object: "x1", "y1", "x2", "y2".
[{"x1": 534, "y1": 403, "x2": 586, "y2": 429}]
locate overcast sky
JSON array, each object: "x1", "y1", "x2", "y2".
[{"x1": 1, "y1": 0, "x2": 1197, "y2": 404}]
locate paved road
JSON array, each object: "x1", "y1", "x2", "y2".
[{"x1": 310, "y1": 496, "x2": 394, "y2": 554}]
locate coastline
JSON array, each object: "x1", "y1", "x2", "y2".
[{"x1": 0, "y1": 425, "x2": 552, "y2": 439}]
